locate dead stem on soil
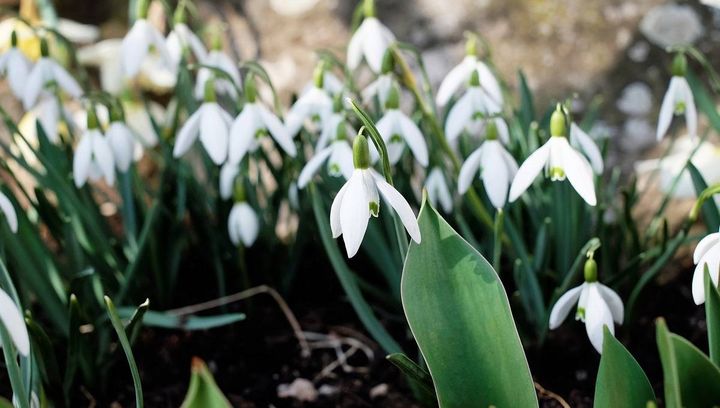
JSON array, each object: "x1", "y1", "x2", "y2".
[
  {"x1": 164, "y1": 285, "x2": 311, "y2": 357},
  {"x1": 534, "y1": 382, "x2": 571, "y2": 408},
  {"x1": 301, "y1": 331, "x2": 374, "y2": 380}
]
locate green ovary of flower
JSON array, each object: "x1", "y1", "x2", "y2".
[{"x1": 674, "y1": 101, "x2": 686, "y2": 115}]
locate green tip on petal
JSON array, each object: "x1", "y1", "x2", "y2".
[
  {"x1": 469, "y1": 70, "x2": 480, "y2": 87},
  {"x1": 584, "y1": 258, "x2": 598, "y2": 283},
  {"x1": 671, "y1": 53, "x2": 688, "y2": 77},
  {"x1": 363, "y1": 0, "x2": 376, "y2": 17},
  {"x1": 549, "y1": 105, "x2": 566, "y2": 137},
  {"x1": 353, "y1": 132, "x2": 371, "y2": 169}
]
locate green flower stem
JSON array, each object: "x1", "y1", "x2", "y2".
[{"x1": 492, "y1": 209, "x2": 504, "y2": 273}]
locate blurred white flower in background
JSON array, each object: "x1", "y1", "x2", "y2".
[
  {"x1": 425, "y1": 168, "x2": 453, "y2": 213},
  {"x1": 73, "y1": 113, "x2": 115, "y2": 187},
  {"x1": 347, "y1": 3, "x2": 395, "y2": 73},
  {"x1": 174, "y1": 100, "x2": 233, "y2": 165},
  {"x1": 298, "y1": 139, "x2": 354, "y2": 189},
  {"x1": 269, "y1": 0, "x2": 320, "y2": 16},
  {"x1": 436, "y1": 37, "x2": 502, "y2": 109},
  {"x1": 194, "y1": 47, "x2": 241, "y2": 100},
  {"x1": 0, "y1": 288, "x2": 29, "y2": 356},
  {"x1": 106, "y1": 121, "x2": 138, "y2": 172},
  {"x1": 228, "y1": 202, "x2": 259, "y2": 247},
  {"x1": 166, "y1": 22, "x2": 207, "y2": 67},
  {"x1": 569, "y1": 123, "x2": 604, "y2": 175},
  {"x1": 22, "y1": 40, "x2": 83, "y2": 110},
  {"x1": 376, "y1": 108, "x2": 428, "y2": 167},
  {"x1": 692, "y1": 229, "x2": 720, "y2": 305},
  {"x1": 0, "y1": 33, "x2": 31, "y2": 99},
  {"x1": 121, "y1": 16, "x2": 173, "y2": 78},
  {"x1": 640, "y1": 4, "x2": 703, "y2": 48},
  {"x1": 286, "y1": 72, "x2": 334, "y2": 137},
  {"x1": 656, "y1": 76, "x2": 696, "y2": 141},
  {"x1": 0, "y1": 192, "x2": 17, "y2": 234}
]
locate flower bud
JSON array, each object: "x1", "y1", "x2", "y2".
[
  {"x1": 385, "y1": 84, "x2": 400, "y2": 110},
  {"x1": 584, "y1": 258, "x2": 598, "y2": 283},
  {"x1": 313, "y1": 61, "x2": 326, "y2": 89},
  {"x1": 353, "y1": 132, "x2": 371, "y2": 169},
  {"x1": 363, "y1": 0, "x2": 376, "y2": 17},
  {"x1": 380, "y1": 50, "x2": 394, "y2": 75},
  {"x1": 550, "y1": 105, "x2": 566, "y2": 137},
  {"x1": 671, "y1": 53, "x2": 687, "y2": 77}
]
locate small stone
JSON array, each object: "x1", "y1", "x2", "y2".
[
  {"x1": 616, "y1": 82, "x2": 653, "y2": 117},
  {"x1": 640, "y1": 4, "x2": 703, "y2": 48},
  {"x1": 620, "y1": 118, "x2": 656, "y2": 153},
  {"x1": 318, "y1": 384, "x2": 339, "y2": 396},
  {"x1": 369, "y1": 383, "x2": 389, "y2": 399},
  {"x1": 628, "y1": 41, "x2": 650, "y2": 63},
  {"x1": 277, "y1": 378, "x2": 318, "y2": 402}
]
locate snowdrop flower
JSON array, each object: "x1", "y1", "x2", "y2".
[
  {"x1": 347, "y1": 0, "x2": 396, "y2": 73},
  {"x1": 361, "y1": 50, "x2": 396, "y2": 106},
  {"x1": 0, "y1": 288, "x2": 29, "y2": 356},
  {"x1": 509, "y1": 107, "x2": 597, "y2": 206},
  {"x1": 458, "y1": 121, "x2": 518, "y2": 209},
  {"x1": 228, "y1": 201, "x2": 259, "y2": 247},
  {"x1": 570, "y1": 123, "x2": 604, "y2": 174},
  {"x1": 23, "y1": 39, "x2": 82, "y2": 110},
  {"x1": 166, "y1": 8, "x2": 207, "y2": 67},
  {"x1": 436, "y1": 35, "x2": 502, "y2": 108},
  {"x1": 301, "y1": 71, "x2": 343, "y2": 97},
  {"x1": 656, "y1": 54, "x2": 696, "y2": 141},
  {"x1": 445, "y1": 71, "x2": 503, "y2": 143},
  {"x1": 549, "y1": 258, "x2": 623, "y2": 354},
  {"x1": 330, "y1": 133, "x2": 420, "y2": 258},
  {"x1": 73, "y1": 108, "x2": 115, "y2": 187},
  {"x1": 106, "y1": 109, "x2": 138, "y2": 172},
  {"x1": 298, "y1": 121, "x2": 353, "y2": 188},
  {"x1": 692, "y1": 228, "x2": 720, "y2": 305},
  {"x1": 31, "y1": 97, "x2": 68, "y2": 143},
  {"x1": 0, "y1": 192, "x2": 17, "y2": 233},
  {"x1": 376, "y1": 86, "x2": 428, "y2": 167},
  {"x1": 174, "y1": 79, "x2": 233, "y2": 165},
  {"x1": 229, "y1": 75, "x2": 296, "y2": 164},
  {"x1": 286, "y1": 63, "x2": 334, "y2": 137},
  {"x1": 219, "y1": 162, "x2": 239, "y2": 200},
  {"x1": 0, "y1": 31, "x2": 31, "y2": 99},
  {"x1": 194, "y1": 39, "x2": 241, "y2": 100},
  {"x1": 121, "y1": 0, "x2": 172, "y2": 78},
  {"x1": 425, "y1": 168, "x2": 453, "y2": 213}
]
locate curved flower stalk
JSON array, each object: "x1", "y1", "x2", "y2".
[
  {"x1": 445, "y1": 71, "x2": 505, "y2": 143},
  {"x1": 549, "y1": 258, "x2": 624, "y2": 353},
  {"x1": 330, "y1": 133, "x2": 420, "y2": 258},
  {"x1": 73, "y1": 108, "x2": 115, "y2": 187},
  {"x1": 121, "y1": 0, "x2": 172, "y2": 78},
  {"x1": 569, "y1": 122, "x2": 604, "y2": 174},
  {"x1": 286, "y1": 63, "x2": 334, "y2": 138},
  {"x1": 22, "y1": 39, "x2": 82, "y2": 110},
  {"x1": 229, "y1": 75, "x2": 295, "y2": 164},
  {"x1": 166, "y1": 8, "x2": 207, "y2": 67},
  {"x1": 436, "y1": 35, "x2": 502, "y2": 109},
  {"x1": 692, "y1": 228, "x2": 720, "y2": 305},
  {"x1": 425, "y1": 167, "x2": 453, "y2": 213},
  {"x1": 509, "y1": 106, "x2": 597, "y2": 206},
  {"x1": 657, "y1": 53, "x2": 696, "y2": 141},
  {"x1": 375, "y1": 86, "x2": 428, "y2": 167},
  {"x1": 458, "y1": 121, "x2": 518, "y2": 209},
  {"x1": 194, "y1": 39, "x2": 241, "y2": 100},
  {"x1": 347, "y1": 0, "x2": 396, "y2": 73},
  {"x1": 174, "y1": 79, "x2": 233, "y2": 165},
  {"x1": 0, "y1": 288, "x2": 29, "y2": 356},
  {"x1": 298, "y1": 121, "x2": 354, "y2": 188},
  {"x1": 0, "y1": 31, "x2": 31, "y2": 99}
]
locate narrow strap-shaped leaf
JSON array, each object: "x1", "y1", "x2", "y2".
[
  {"x1": 386, "y1": 353, "x2": 435, "y2": 397},
  {"x1": 180, "y1": 357, "x2": 231, "y2": 408},
  {"x1": 104, "y1": 296, "x2": 143, "y2": 408},
  {"x1": 125, "y1": 299, "x2": 150, "y2": 344},
  {"x1": 688, "y1": 162, "x2": 720, "y2": 232},
  {"x1": 594, "y1": 327, "x2": 655, "y2": 407},
  {"x1": 705, "y1": 267, "x2": 720, "y2": 367}
]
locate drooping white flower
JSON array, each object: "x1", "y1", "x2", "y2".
[
  {"x1": 549, "y1": 259, "x2": 623, "y2": 354},
  {"x1": 286, "y1": 81, "x2": 333, "y2": 138},
  {"x1": 73, "y1": 112, "x2": 115, "y2": 187},
  {"x1": 458, "y1": 127, "x2": 518, "y2": 209},
  {"x1": 569, "y1": 123, "x2": 604, "y2": 174},
  {"x1": 22, "y1": 42, "x2": 82, "y2": 110},
  {"x1": 509, "y1": 108, "x2": 597, "y2": 206},
  {"x1": 330, "y1": 134, "x2": 420, "y2": 258},
  {"x1": 229, "y1": 77, "x2": 296, "y2": 164},
  {"x1": 106, "y1": 121, "x2": 137, "y2": 172},
  {"x1": 0, "y1": 192, "x2": 17, "y2": 233},
  {"x1": 657, "y1": 76, "x2": 696, "y2": 141},
  {"x1": 362, "y1": 73, "x2": 394, "y2": 106},
  {"x1": 692, "y1": 229, "x2": 720, "y2": 305},
  {"x1": 31, "y1": 97, "x2": 68, "y2": 143},
  {"x1": 347, "y1": 2, "x2": 395, "y2": 73},
  {"x1": 219, "y1": 162, "x2": 240, "y2": 200},
  {"x1": 298, "y1": 140, "x2": 353, "y2": 189},
  {"x1": 445, "y1": 80, "x2": 506, "y2": 142},
  {"x1": 166, "y1": 22, "x2": 207, "y2": 67},
  {"x1": 0, "y1": 32, "x2": 31, "y2": 99},
  {"x1": 425, "y1": 168, "x2": 453, "y2": 213},
  {"x1": 376, "y1": 89, "x2": 428, "y2": 167},
  {"x1": 121, "y1": 17, "x2": 172, "y2": 78},
  {"x1": 194, "y1": 49, "x2": 241, "y2": 100},
  {"x1": 316, "y1": 111, "x2": 354, "y2": 151},
  {"x1": 0, "y1": 288, "x2": 29, "y2": 356},
  {"x1": 173, "y1": 86, "x2": 233, "y2": 165},
  {"x1": 228, "y1": 202, "x2": 259, "y2": 247},
  {"x1": 436, "y1": 43, "x2": 502, "y2": 108}
]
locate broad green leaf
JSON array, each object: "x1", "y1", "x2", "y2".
[
  {"x1": 594, "y1": 327, "x2": 655, "y2": 407},
  {"x1": 180, "y1": 357, "x2": 231, "y2": 408},
  {"x1": 705, "y1": 267, "x2": 720, "y2": 367},
  {"x1": 105, "y1": 296, "x2": 143, "y2": 408},
  {"x1": 402, "y1": 201, "x2": 537, "y2": 407},
  {"x1": 657, "y1": 318, "x2": 720, "y2": 408}
]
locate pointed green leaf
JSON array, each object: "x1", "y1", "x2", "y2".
[
  {"x1": 688, "y1": 162, "x2": 720, "y2": 232},
  {"x1": 704, "y1": 267, "x2": 720, "y2": 367},
  {"x1": 386, "y1": 353, "x2": 436, "y2": 398},
  {"x1": 401, "y1": 201, "x2": 537, "y2": 407},
  {"x1": 657, "y1": 318, "x2": 720, "y2": 408},
  {"x1": 594, "y1": 327, "x2": 655, "y2": 407},
  {"x1": 180, "y1": 357, "x2": 231, "y2": 408},
  {"x1": 105, "y1": 296, "x2": 143, "y2": 408}
]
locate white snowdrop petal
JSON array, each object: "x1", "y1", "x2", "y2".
[
  {"x1": 444, "y1": 91, "x2": 474, "y2": 142},
  {"x1": 121, "y1": 20, "x2": 150, "y2": 77},
  {"x1": 598, "y1": 284, "x2": 624, "y2": 325},
  {"x1": 339, "y1": 172, "x2": 371, "y2": 257},
  {"x1": 228, "y1": 205, "x2": 241, "y2": 245},
  {"x1": 298, "y1": 147, "x2": 332, "y2": 188},
  {"x1": 346, "y1": 22, "x2": 365, "y2": 70},
  {"x1": 481, "y1": 141, "x2": 510, "y2": 209},
  {"x1": 73, "y1": 133, "x2": 94, "y2": 187},
  {"x1": 237, "y1": 203, "x2": 260, "y2": 247},
  {"x1": 22, "y1": 61, "x2": 46, "y2": 109},
  {"x1": 330, "y1": 182, "x2": 349, "y2": 238},
  {"x1": 475, "y1": 61, "x2": 503, "y2": 108},
  {"x1": 548, "y1": 285, "x2": 584, "y2": 330},
  {"x1": 694, "y1": 232, "x2": 720, "y2": 264},
  {"x1": 259, "y1": 105, "x2": 296, "y2": 156},
  {"x1": 585, "y1": 284, "x2": 615, "y2": 353},
  {"x1": 436, "y1": 56, "x2": 475, "y2": 106},
  {"x1": 562, "y1": 142, "x2": 597, "y2": 206},
  {"x1": 0, "y1": 192, "x2": 17, "y2": 233},
  {"x1": 107, "y1": 123, "x2": 134, "y2": 172},
  {"x1": 657, "y1": 77, "x2": 680, "y2": 141},
  {"x1": 677, "y1": 78, "x2": 698, "y2": 139},
  {"x1": 92, "y1": 133, "x2": 116, "y2": 185},
  {"x1": 376, "y1": 178, "x2": 421, "y2": 244},
  {"x1": 570, "y1": 123, "x2": 604, "y2": 174},
  {"x1": 399, "y1": 113, "x2": 429, "y2": 167},
  {"x1": 0, "y1": 289, "x2": 29, "y2": 356},
  {"x1": 508, "y1": 143, "x2": 550, "y2": 202},
  {"x1": 229, "y1": 105, "x2": 262, "y2": 164},
  {"x1": 219, "y1": 162, "x2": 240, "y2": 200},
  {"x1": 50, "y1": 61, "x2": 83, "y2": 98},
  {"x1": 173, "y1": 108, "x2": 202, "y2": 158},
  {"x1": 199, "y1": 103, "x2": 229, "y2": 165},
  {"x1": 458, "y1": 146, "x2": 484, "y2": 194}
]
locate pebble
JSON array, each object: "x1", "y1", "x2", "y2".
[
  {"x1": 277, "y1": 378, "x2": 319, "y2": 402},
  {"x1": 369, "y1": 383, "x2": 389, "y2": 399},
  {"x1": 640, "y1": 4, "x2": 704, "y2": 48}
]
